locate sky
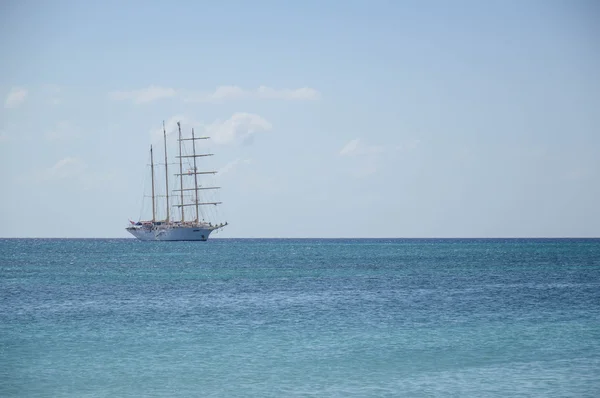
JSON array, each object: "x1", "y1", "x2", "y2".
[{"x1": 1, "y1": 0, "x2": 599, "y2": 238}]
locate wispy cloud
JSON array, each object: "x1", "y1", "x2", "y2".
[
  {"x1": 4, "y1": 87, "x2": 28, "y2": 108},
  {"x1": 110, "y1": 85, "x2": 320, "y2": 104},
  {"x1": 207, "y1": 113, "x2": 272, "y2": 145},
  {"x1": 44, "y1": 157, "x2": 87, "y2": 180},
  {"x1": 149, "y1": 113, "x2": 272, "y2": 146},
  {"x1": 149, "y1": 114, "x2": 191, "y2": 142},
  {"x1": 339, "y1": 139, "x2": 385, "y2": 156},
  {"x1": 256, "y1": 86, "x2": 320, "y2": 100},
  {"x1": 109, "y1": 85, "x2": 177, "y2": 104},
  {"x1": 184, "y1": 85, "x2": 321, "y2": 103},
  {"x1": 26, "y1": 157, "x2": 114, "y2": 190},
  {"x1": 339, "y1": 138, "x2": 420, "y2": 157},
  {"x1": 203, "y1": 86, "x2": 247, "y2": 101}
]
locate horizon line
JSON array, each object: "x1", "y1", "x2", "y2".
[{"x1": 1, "y1": 237, "x2": 599, "y2": 240}]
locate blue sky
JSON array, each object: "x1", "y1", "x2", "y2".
[{"x1": 1, "y1": 0, "x2": 599, "y2": 238}]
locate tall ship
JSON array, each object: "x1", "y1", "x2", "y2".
[{"x1": 127, "y1": 121, "x2": 227, "y2": 241}]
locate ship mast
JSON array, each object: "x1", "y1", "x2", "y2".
[
  {"x1": 174, "y1": 126, "x2": 222, "y2": 214},
  {"x1": 177, "y1": 122, "x2": 185, "y2": 222},
  {"x1": 150, "y1": 145, "x2": 156, "y2": 222},
  {"x1": 163, "y1": 121, "x2": 170, "y2": 223},
  {"x1": 192, "y1": 128, "x2": 200, "y2": 223}
]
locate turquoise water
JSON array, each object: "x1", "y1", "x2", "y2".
[{"x1": 1, "y1": 238, "x2": 599, "y2": 397}]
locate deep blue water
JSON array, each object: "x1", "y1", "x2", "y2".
[{"x1": 1, "y1": 238, "x2": 599, "y2": 397}]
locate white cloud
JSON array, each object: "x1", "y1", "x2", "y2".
[
  {"x1": 186, "y1": 85, "x2": 321, "y2": 102},
  {"x1": 255, "y1": 86, "x2": 320, "y2": 101},
  {"x1": 208, "y1": 85, "x2": 247, "y2": 101},
  {"x1": 109, "y1": 85, "x2": 177, "y2": 104},
  {"x1": 148, "y1": 113, "x2": 271, "y2": 148},
  {"x1": 339, "y1": 139, "x2": 385, "y2": 156},
  {"x1": 339, "y1": 139, "x2": 360, "y2": 156},
  {"x1": 206, "y1": 113, "x2": 272, "y2": 145},
  {"x1": 339, "y1": 138, "x2": 420, "y2": 157},
  {"x1": 4, "y1": 87, "x2": 28, "y2": 108},
  {"x1": 0, "y1": 131, "x2": 8, "y2": 142},
  {"x1": 149, "y1": 114, "x2": 192, "y2": 142},
  {"x1": 109, "y1": 85, "x2": 320, "y2": 104},
  {"x1": 45, "y1": 157, "x2": 87, "y2": 180},
  {"x1": 26, "y1": 157, "x2": 114, "y2": 190}
]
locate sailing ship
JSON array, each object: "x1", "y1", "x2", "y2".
[{"x1": 126, "y1": 121, "x2": 227, "y2": 241}]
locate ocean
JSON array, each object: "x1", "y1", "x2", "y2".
[{"x1": 1, "y1": 238, "x2": 599, "y2": 397}]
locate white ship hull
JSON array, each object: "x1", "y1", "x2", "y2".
[{"x1": 126, "y1": 225, "x2": 216, "y2": 241}]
